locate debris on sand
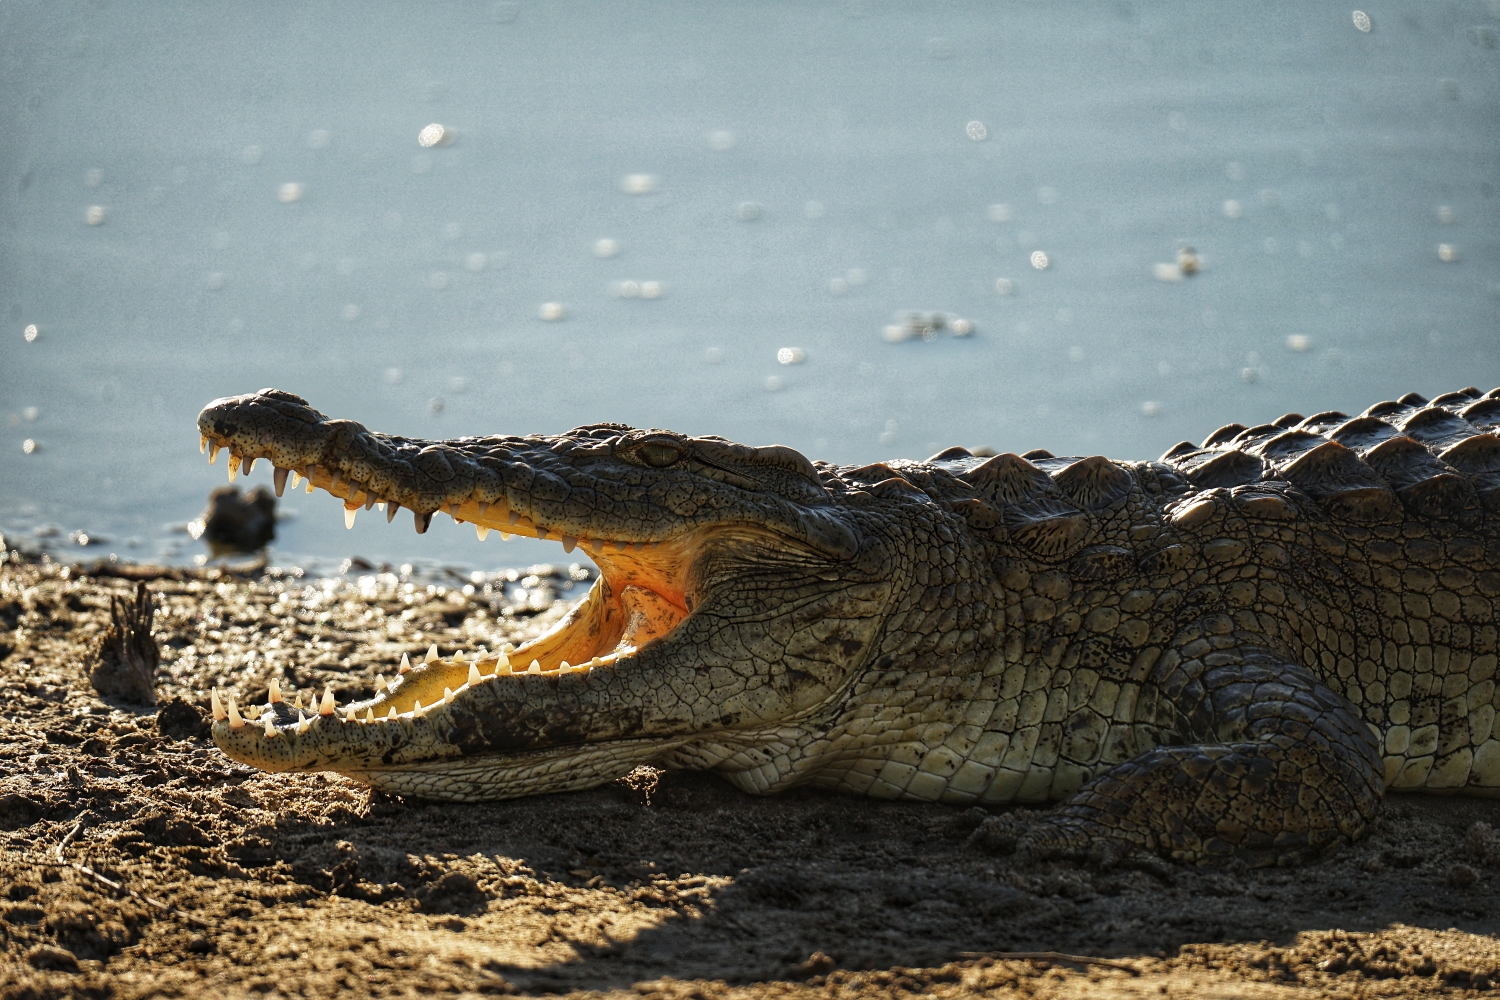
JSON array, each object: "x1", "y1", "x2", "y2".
[{"x1": 87, "y1": 581, "x2": 159, "y2": 705}]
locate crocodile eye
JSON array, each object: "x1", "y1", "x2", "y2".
[{"x1": 638, "y1": 442, "x2": 683, "y2": 468}]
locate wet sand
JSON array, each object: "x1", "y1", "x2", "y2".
[{"x1": 2, "y1": 557, "x2": 1500, "y2": 998}]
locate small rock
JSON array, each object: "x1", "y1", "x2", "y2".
[
  {"x1": 157, "y1": 697, "x2": 208, "y2": 740},
  {"x1": 1448, "y1": 863, "x2": 1480, "y2": 888},
  {"x1": 26, "y1": 944, "x2": 79, "y2": 971}
]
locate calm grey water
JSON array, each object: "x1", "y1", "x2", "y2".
[{"x1": 2, "y1": 1, "x2": 1497, "y2": 573}]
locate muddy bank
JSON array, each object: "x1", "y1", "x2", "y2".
[{"x1": 2, "y1": 558, "x2": 1499, "y2": 998}]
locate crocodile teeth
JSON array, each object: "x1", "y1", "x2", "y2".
[
  {"x1": 413, "y1": 699, "x2": 425, "y2": 717},
  {"x1": 386, "y1": 707, "x2": 397, "y2": 719},
  {"x1": 227, "y1": 454, "x2": 240, "y2": 481},
  {"x1": 399, "y1": 652, "x2": 411, "y2": 674},
  {"x1": 227, "y1": 694, "x2": 244, "y2": 729},
  {"x1": 476, "y1": 524, "x2": 489, "y2": 541},
  {"x1": 319, "y1": 687, "x2": 335, "y2": 716},
  {"x1": 243, "y1": 456, "x2": 255, "y2": 475},
  {"x1": 468, "y1": 664, "x2": 482, "y2": 685},
  {"x1": 268, "y1": 677, "x2": 282, "y2": 704},
  {"x1": 387, "y1": 502, "x2": 400, "y2": 522},
  {"x1": 293, "y1": 691, "x2": 304, "y2": 710},
  {"x1": 263, "y1": 715, "x2": 276, "y2": 737},
  {"x1": 528, "y1": 660, "x2": 541, "y2": 674},
  {"x1": 561, "y1": 535, "x2": 578, "y2": 553},
  {"x1": 499, "y1": 532, "x2": 512, "y2": 541},
  {"x1": 414, "y1": 511, "x2": 432, "y2": 534},
  {"x1": 211, "y1": 689, "x2": 226, "y2": 721},
  {"x1": 443, "y1": 687, "x2": 454, "y2": 703},
  {"x1": 344, "y1": 704, "x2": 358, "y2": 721},
  {"x1": 208, "y1": 442, "x2": 221, "y2": 464},
  {"x1": 375, "y1": 674, "x2": 388, "y2": 693},
  {"x1": 297, "y1": 710, "x2": 309, "y2": 733},
  {"x1": 508, "y1": 511, "x2": 520, "y2": 525},
  {"x1": 289, "y1": 469, "x2": 302, "y2": 490},
  {"x1": 328, "y1": 470, "x2": 342, "y2": 495},
  {"x1": 364, "y1": 493, "x2": 377, "y2": 511},
  {"x1": 344, "y1": 506, "x2": 357, "y2": 529},
  {"x1": 426, "y1": 645, "x2": 439, "y2": 663},
  {"x1": 273, "y1": 467, "x2": 288, "y2": 496},
  {"x1": 454, "y1": 650, "x2": 465, "y2": 664},
  {"x1": 365, "y1": 708, "x2": 374, "y2": 722}
]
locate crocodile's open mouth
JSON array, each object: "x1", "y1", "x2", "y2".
[{"x1": 199, "y1": 437, "x2": 699, "y2": 735}]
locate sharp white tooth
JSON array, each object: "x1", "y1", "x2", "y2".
[
  {"x1": 294, "y1": 691, "x2": 304, "y2": 710},
  {"x1": 227, "y1": 454, "x2": 240, "y2": 482},
  {"x1": 264, "y1": 715, "x2": 276, "y2": 737},
  {"x1": 561, "y1": 535, "x2": 577, "y2": 553},
  {"x1": 443, "y1": 687, "x2": 454, "y2": 703},
  {"x1": 365, "y1": 708, "x2": 374, "y2": 722},
  {"x1": 468, "y1": 664, "x2": 482, "y2": 685},
  {"x1": 386, "y1": 707, "x2": 397, "y2": 719},
  {"x1": 305, "y1": 477, "x2": 315, "y2": 494},
  {"x1": 345, "y1": 705, "x2": 358, "y2": 721},
  {"x1": 528, "y1": 660, "x2": 541, "y2": 674},
  {"x1": 289, "y1": 469, "x2": 303, "y2": 489},
  {"x1": 211, "y1": 689, "x2": 226, "y2": 721},
  {"x1": 560, "y1": 661, "x2": 570, "y2": 672},
  {"x1": 377, "y1": 501, "x2": 386, "y2": 511},
  {"x1": 345, "y1": 506, "x2": 357, "y2": 529},
  {"x1": 269, "y1": 678, "x2": 283, "y2": 703},
  {"x1": 454, "y1": 650, "x2": 465, "y2": 664},
  {"x1": 507, "y1": 511, "x2": 520, "y2": 525},
  {"x1": 476, "y1": 525, "x2": 489, "y2": 541},
  {"x1": 319, "y1": 687, "x2": 336, "y2": 716},
  {"x1": 399, "y1": 653, "x2": 411, "y2": 674},
  {"x1": 274, "y1": 467, "x2": 289, "y2": 496},
  {"x1": 227, "y1": 694, "x2": 244, "y2": 729},
  {"x1": 199, "y1": 434, "x2": 208, "y2": 454},
  {"x1": 375, "y1": 674, "x2": 387, "y2": 693},
  {"x1": 208, "y1": 442, "x2": 221, "y2": 464},
  {"x1": 413, "y1": 699, "x2": 425, "y2": 717},
  {"x1": 426, "y1": 645, "x2": 439, "y2": 663},
  {"x1": 499, "y1": 532, "x2": 512, "y2": 541},
  {"x1": 297, "y1": 710, "x2": 309, "y2": 733}
]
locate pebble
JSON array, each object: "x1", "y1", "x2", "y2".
[{"x1": 621, "y1": 174, "x2": 657, "y2": 195}]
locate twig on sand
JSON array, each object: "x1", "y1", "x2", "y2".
[
  {"x1": 958, "y1": 951, "x2": 1141, "y2": 975},
  {"x1": 56, "y1": 819, "x2": 211, "y2": 929}
]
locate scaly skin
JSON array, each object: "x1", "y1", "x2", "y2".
[{"x1": 197, "y1": 387, "x2": 1500, "y2": 867}]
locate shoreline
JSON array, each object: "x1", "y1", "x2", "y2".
[{"x1": 2, "y1": 558, "x2": 1499, "y2": 998}]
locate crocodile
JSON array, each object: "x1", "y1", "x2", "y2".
[{"x1": 196, "y1": 386, "x2": 1500, "y2": 866}]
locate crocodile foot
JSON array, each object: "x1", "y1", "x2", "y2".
[{"x1": 967, "y1": 810, "x2": 1173, "y2": 878}]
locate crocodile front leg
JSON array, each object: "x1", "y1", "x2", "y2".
[{"x1": 972, "y1": 618, "x2": 1386, "y2": 867}]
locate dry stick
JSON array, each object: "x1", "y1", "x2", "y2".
[
  {"x1": 958, "y1": 951, "x2": 1141, "y2": 975},
  {"x1": 56, "y1": 820, "x2": 211, "y2": 929}
]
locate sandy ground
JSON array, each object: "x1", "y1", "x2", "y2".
[{"x1": 3, "y1": 556, "x2": 1500, "y2": 999}]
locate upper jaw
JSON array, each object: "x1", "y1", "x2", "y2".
[{"x1": 195, "y1": 388, "x2": 856, "y2": 560}]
